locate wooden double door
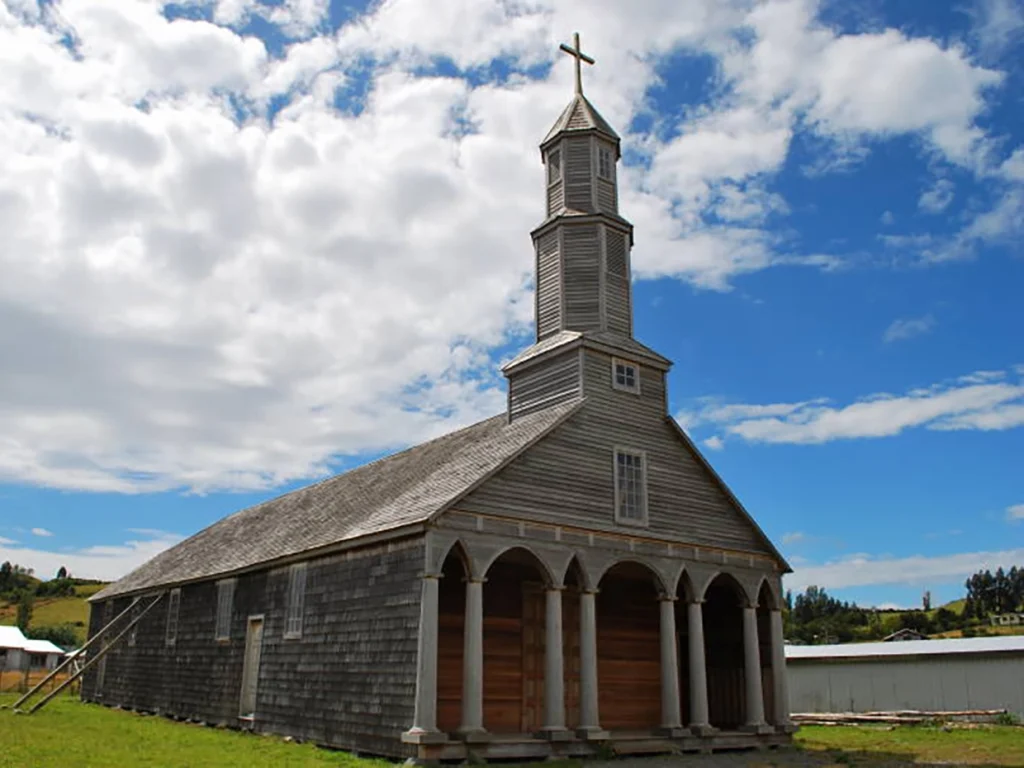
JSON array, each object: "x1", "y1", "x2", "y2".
[{"x1": 437, "y1": 569, "x2": 580, "y2": 734}]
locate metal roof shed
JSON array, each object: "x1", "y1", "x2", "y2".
[{"x1": 785, "y1": 636, "x2": 1024, "y2": 717}]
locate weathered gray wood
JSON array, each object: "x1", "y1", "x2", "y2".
[
  {"x1": 536, "y1": 232, "x2": 561, "y2": 339},
  {"x1": 564, "y1": 138, "x2": 593, "y2": 212},
  {"x1": 507, "y1": 349, "x2": 581, "y2": 422},
  {"x1": 563, "y1": 225, "x2": 601, "y2": 331}
]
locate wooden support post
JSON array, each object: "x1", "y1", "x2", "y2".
[
  {"x1": 22, "y1": 592, "x2": 165, "y2": 715},
  {"x1": 8, "y1": 594, "x2": 142, "y2": 710}
]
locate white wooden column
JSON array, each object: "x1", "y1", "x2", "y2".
[
  {"x1": 742, "y1": 603, "x2": 768, "y2": 730},
  {"x1": 658, "y1": 596, "x2": 684, "y2": 734},
  {"x1": 770, "y1": 609, "x2": 791, "y2": 727},
  {"x1": 403, "y1": 574, "x2": 444, "y2": 743},
  {"x1": 687, "y1": 599, "x2": 712, "y2": 734},
  {"x1": 459, "y1": 577, "x2": 487, "y2": 739},
  {"x1": 542, "y1": 586, "x2": 568, "y2": 736},
  {"x1": 577, "y1": 589, "x2": 605, "y2": 738}
]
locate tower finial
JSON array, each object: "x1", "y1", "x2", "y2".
[{"x1": 559, "y1": 32, "x2": 594, "y2": 96}]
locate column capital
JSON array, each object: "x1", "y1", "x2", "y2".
[
  {"x1": 580, "y1": 588, "x2": 600, "y2": 596},
  {"x1": 686, "y1": 597, "x2": 706, "y2": 606},
  {"x1": 657, "y1": 594, "x2": 678, "y2": 603},
  {"x1": 545, "y1": 584, "x2": 566, "y2": 593},
  {"x1": 464, "y1": 576, "x2": 487, "y2": 585}
]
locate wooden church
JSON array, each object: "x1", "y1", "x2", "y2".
[{"x1": 83, "y1": 35, "x2": 794, "y2": 761}]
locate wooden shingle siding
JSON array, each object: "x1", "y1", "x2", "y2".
[
  {"x1": 536, "y1": 232, "x2": 561, "y2": 339},
  {"x1": 562, "y1": 225, "x2": 601, "y2": 331},
  {"x1": 81, "y1": 539, "x2": 424, "y2": 759},
  {"x1": 564, "y1": 138, "x2": 593, "y2": 212},
  {"x1": 459, "y1": 350, "x2": 772, "y2": 554},
  {"x1": 507, "y1": 349, "x2": 581, "y2": 421}
]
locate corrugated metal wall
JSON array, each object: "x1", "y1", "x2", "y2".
[{"x1": 787, "y1": 654, "x2": 1024, "y2": 716}]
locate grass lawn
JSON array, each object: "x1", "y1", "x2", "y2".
[
  {"x1": 796, "y1": 723, "x2": 1024, "y2": 766},
  {"x1": 2, "y1": 693, "x2": 1022, "y2": 767}
]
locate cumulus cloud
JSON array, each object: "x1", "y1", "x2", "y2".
[
  {"x1": 883, "y1": 314, "x2": 935, "y2": 343},
  {"x1": 918, "y1": 179, "x2": 955, "y2": 213},
  {"x1": 684, "y1": 367, "x2": 1024, "y2": 445},
  {"x1": 787, "y1": 547, "x2": 1024, "y2": 591},
  {"x1": 702, "y1": 435, "x2": 724, "y2": 451},
  {"x1": 1008, "y1": 504, "x2": 1024, "y2": 521},
  {"x1": 30, "y1": 527, "x2": 54, "y2": 537},
  {"x1": 0, "y1": 0, "x2": 1015, "y2": 494},
  {"x1": 0, "y1": 531, "x2": 183, "y2": 582}
]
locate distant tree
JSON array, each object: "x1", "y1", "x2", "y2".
[
  {"x1": 55, "y1": 566, "x2": 67, "y2": 580},
  {"x1": 16, "y1": 592, "x2": 33, "y2": 632},
  {"x1": 900, "y1": 610, "x2": 934, "y2": 635},
  {"x1": 26, "y1": 624, "x2": 79, "y2": 649},
  {"x1": 933, "y1": 607, "x2": 957, "y2": 632}
]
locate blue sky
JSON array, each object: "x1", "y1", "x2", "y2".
[{"x1": 0, "y1": 0, "x2": 1021, "y2": 610}]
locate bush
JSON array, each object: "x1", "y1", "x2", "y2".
[{"x1": 26, "y1": 624, "x2": 80, "y2": 650}]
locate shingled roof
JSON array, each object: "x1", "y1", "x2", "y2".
[
  {"x1": 542, "y1": 93, "x2": 619, "y2": 147},
  {"x1": 94, "y1": 400, "x2": 583, "y2": 600}
]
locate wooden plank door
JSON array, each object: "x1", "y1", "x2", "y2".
[
  {"x1": 521, "y1": 584, "x2": 544, "y2": 733},
  {"x1": 239, "y1": 616, "x2": 265, "y2": 719}
]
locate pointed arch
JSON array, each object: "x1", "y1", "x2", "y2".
[
  {"x1": 434, "y1": 537, "x2": 473, "y2": 580},
  {"x1": 675, "y1": 568, "x2": 697, "y2": 603},
  {"x1": 696, "y1": 570, "x2": 749, "y2": 607},
  {"x1": 756, "y1": 576, "x2": 781, "y2": 611},
  {"x1": 594, "y1": 557, "x2": 668, "y2": 596},
  {"x1": 560, "y1": 554, "x2": 592, "y2": 591}
]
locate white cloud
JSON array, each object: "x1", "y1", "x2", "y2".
[
  {"x1": 883, "y1": 314, "x2": 935, "y2": 343},
  {"x1": 918, "y1": 178, "x2": 955, "y2": 213},
  {"x1": 0, "y1": 532, "x2": 183, "y2": 582},
  {"x1": 781, "y1": 531, "x2": 807, "y2": 545},
  {"x1": 786, "y1": 547, "x2": 1024, "y2": 591},
  {"x1": 970, "y1": 0, "x2": 1024, "y2": 61},
  {"x1": 1008, "y1": 504, "x2": 1024, "y2": 521},
  {"x1": 880, "y1": 210, "x2": 895, "y2": 225},
  {"x1": 0, "y1": 536, "x2": 15, "y2": 545},
  {"x1": 685, "y1": 367, "x2": 1024, "y2": 445},
  {"x1": 702, "y1": 435, "x2": 724, "y2": 451},
  {"x1": 30, "y1": 527, "x2": 54, "y2": 537},
  {"x1": 0, "y1": 0, "x2": 1015, "y2": 494}
]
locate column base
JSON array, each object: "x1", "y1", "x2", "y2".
[
  {"x1": 740, "y1": 722, "x2": 775, "y2": 735},
  {"x1": 689, "y1": 723, "x2": 717, "y2": 737},
  {"x1": 656, "y1": 726, "x2": 689, "y2": 738},
  {"x1": 775, "y1": 721, "x2": 799, "y2": 734},
  {"x1": 401, "y1": 728, "x2": 448, "y2": 745},
  {"x1": 575, "y1": 726, "x2": 610, "y2": 741},
  {"x1": 455, "y1": 728, "x2": 491, "y2": 744},
  {"x1": 536, "y1": 727, "x2": 573, "y2": 742}
]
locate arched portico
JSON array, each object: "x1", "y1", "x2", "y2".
[{"x1": 702, "y1": 573, "x2": 747, "y2": 729}]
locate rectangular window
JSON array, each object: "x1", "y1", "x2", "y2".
[
  {"x1": 215, "y1": 579, "x2": 235, "y2": 641},
  {"x1": 127, "y1": 601, "x2": 140, "y2": 647},
  {"x1": 548, "y1": 148, "x2": 561, "y2": 184},
  {"x1": 165, "y1": 588, "x2": 181, "y2": 647},
  {"x1": 614, "y1": 449, "x2": 647, "y2": 525},
  {"x1": 285, "y1": 563, "x2": 307, "y2": 639},
  {"x1": 598, "y1": 146, "x2": 613, "y2": 180},
  {"x1": 612, "y1": 358, "x2": 640, "y2": 394}
]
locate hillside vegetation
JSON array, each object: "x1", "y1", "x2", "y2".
[{"x1": 0, "y1": 562, "x2": 106, "y2": 647}]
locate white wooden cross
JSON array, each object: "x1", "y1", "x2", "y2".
[{"x1": 559, "y1": 32, "x2": 595, "y2": 96}]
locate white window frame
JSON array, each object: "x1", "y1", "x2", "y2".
[
  {"x1": 165, "y1": 588, "x2": 181, "y2": 647},
  {"x1": 127, "y1": 601, "x2": 140, "y2": 647},
  {"x1": 215, "y1": 578, "x2": 236, "y2": 642},
  {"x1": 613, "y1": 448, "x2": 648, "y2": 526},
  {"x1": 597, "y1": 146, "x2": 613, "y2": 180},
  {"x1": 611, "y1": 357, "x2": 641, "y2": 394},
  {"x1": 284, "y1": 563, "x2": 307, "y2": 640},
  {"x1": 547, "y1": 147, "x2": 562, "y2": 184}
]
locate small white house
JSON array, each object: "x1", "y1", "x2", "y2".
[
  {"x1": 786, "y1": 635, "x2": 1024, "y2": 717},
  {"x1": 990, "y1": 613, "x2": 1024, "y2": 627},
  {"x1": 0, "y1": 625, "x2": 65, "y2": 672}
]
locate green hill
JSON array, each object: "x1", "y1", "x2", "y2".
[{"x1": 0, "y1": 582, "x2": 106, "y2": 647}]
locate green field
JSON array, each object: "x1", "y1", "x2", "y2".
[
  {"x1": 1, "y1": 694, "x2": 1022, "y2": 767},
  {"x1": 0, "y1": 583, "x2": 104, "y2": 646}
]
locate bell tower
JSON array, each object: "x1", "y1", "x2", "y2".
[
  {"x1": 533, "y1": 33, "x2": 633, "y2": 340},
  {"x1": 504, "y1": 33, "x2": 671, "y2": 423}
]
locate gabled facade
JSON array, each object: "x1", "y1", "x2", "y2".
[{"x1": 81, "y1": 35, "x2": 792, "y2": 762}]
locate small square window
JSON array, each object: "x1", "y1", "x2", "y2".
[
  {"x1": 612, "y1": 358, "x2": 640, "y2": 394},
  {"x1": 548, "y1": 149, "x2": 562, "y2": 184},
  {"x1": 165, "y1": 588, "x2": 181, "y2": 647},
  {"x1": 598, "y1": 146, "x2": 613, "y2": 180},
  {"x1": 614, "y1": 449, "x2": 647, "y2": 525}
]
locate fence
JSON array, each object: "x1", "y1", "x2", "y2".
[{"x1": 0, "y1": 669, "x2": 78, "y2": 696}]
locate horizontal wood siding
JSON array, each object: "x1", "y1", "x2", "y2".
[
  {"x1": 546, "y1": 180, "x2": 564, "y2": 215},
  {"x1": 81, "y1": 539, "x2": 424, "y2": 758},
  {"x1": 564, "y1": 138, "x2": 593, "y2": 213},
  {"x1": 536, "y1": 231, "x2": 561, "y2": 339},
  {"x1": 507, "y1": 349, "x2": 580, "y2": 421},
  {"x1": 596, "y1": 179, "x2": 616, "y2": 215},
  {"x1": 562, "y1": 225, "x2": 601, "y2": 331},
  {"x1": 605, "y1": 273, "x2": 630, "y2": 335},
  {"x1": 461, "y1": 350, "x2": 772, "y2": 554}
]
